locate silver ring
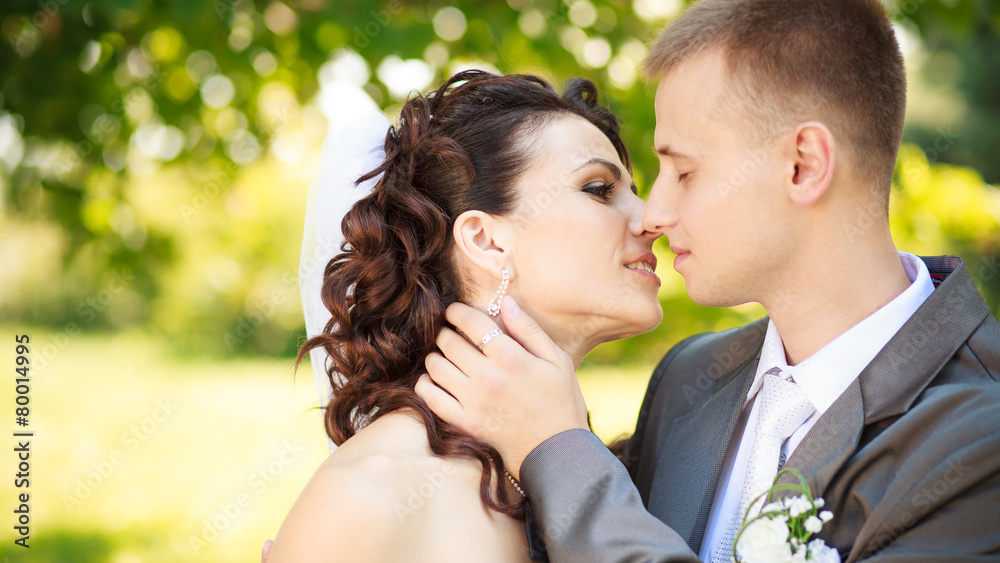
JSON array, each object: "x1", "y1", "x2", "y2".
[{"x1": 477, "y1": 328, "x2": 503, "y2": 351}]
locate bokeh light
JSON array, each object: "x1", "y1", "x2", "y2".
[{"x1": 433, "y1": 7, "x2": 468, "y2": 41}]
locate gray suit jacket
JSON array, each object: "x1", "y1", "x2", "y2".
[{"x1": 521, "y1": 256, "x2": 1000, "y2": 562}]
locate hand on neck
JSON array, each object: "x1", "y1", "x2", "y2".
[{"x1": 476, "y1": 295, "x2": 593, "y2": 370}]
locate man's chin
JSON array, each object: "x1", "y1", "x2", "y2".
[{"x1": 684, "y1": 283, "x2": 750, "y2": 309}]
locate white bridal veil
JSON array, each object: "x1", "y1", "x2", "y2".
[{"x1": 299, "y1": 109, "x2": 389, "y2": 452}]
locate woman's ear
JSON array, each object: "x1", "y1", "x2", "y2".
[
  {"x1": 786, "y1": 121, "x2": 836, "y2": 207},
  {"x1": 453, "y1": 210, "x2": 510, "y2": 273}
]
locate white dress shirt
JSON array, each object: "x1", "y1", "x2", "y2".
[{"x1": 699, "y1": 252, "x2": 936, "y2": 562}]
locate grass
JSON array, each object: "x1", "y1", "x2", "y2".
[{"x1": 0, "y1": 326, "x2": 656, "y2": 562}]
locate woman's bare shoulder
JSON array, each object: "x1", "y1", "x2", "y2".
[
  {"x1": 267, "y1": 412, "x2": 528, "y2": 562},
  {"x1": 265, "y1": 452, "x2": 405, "y2": 563},
  {"x1": 265, "y1": 414, "x2": 479, "y2": 563}
]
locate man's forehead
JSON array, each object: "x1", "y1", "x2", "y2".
[
  {"x1": 654, "y1": 48, "x2": 729, "y2": 113},
  {"x1": 652, "y1": 92, "x2": 701, "y2": 160},
  {"x1": 653, "y1": 51, "x2": 732, "y2": 158}
]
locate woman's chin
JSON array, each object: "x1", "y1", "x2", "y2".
[
  {"x1": 633, "y1": 314, "x2": 664, "y2": 337},
  {"x1": 603, "y1": 309, "x2": 664, "y2": 342},
  {"x1": 635, "y1": 307, "x2": 665, "y2": 336},
  {"x1": 643, "y1": 311, "x2": 664, "y2": 333},
  {"x1": 627, "y1": 297, "x2": 664, "y2": 332}
]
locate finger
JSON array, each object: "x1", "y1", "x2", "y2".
[
  {"x1": 436, "y1": 326, "x2": 496, "y2": 377},
  {"x1": 444, "y1": 303, "x2": 521, "y2": 364},
  {"x1": 500, "y1": 295, "x2": 567, "y2": 365},
  {"x1": 444, "y1": 302, "x2": 505, "y2": 349},
  {"x1": 415, "y1": 373, "x2": 467, "y2": 429},
  {"x1": 424, "y1": 350, "x2": 470, "y2": 399},
  {"x1": 261, "y1": 539, "x2": 273, "y2": 563}
]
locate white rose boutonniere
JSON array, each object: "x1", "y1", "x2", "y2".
[{"x1": 733, "y1": 468, "x2": 840, "y2": 563}]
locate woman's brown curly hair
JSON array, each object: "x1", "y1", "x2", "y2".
[{"x1": 294, "y1": 70, "x2": 631, "y2": 520}]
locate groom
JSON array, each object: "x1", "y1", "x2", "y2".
[{"x1": 415, "y1": 0, "x2": 1000, "y2": 561}]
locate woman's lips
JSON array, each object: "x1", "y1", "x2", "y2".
[{"x1": 625, "y1": 263, "x2": 661, "y2": 287}]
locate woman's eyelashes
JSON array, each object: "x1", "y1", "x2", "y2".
[{"x1": 583, "y1": 181, "x2": 617, "y2": 200}]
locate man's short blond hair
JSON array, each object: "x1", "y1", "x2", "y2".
[{"x1": 643, "y1": 0, "x2": 906, "y2": 200}]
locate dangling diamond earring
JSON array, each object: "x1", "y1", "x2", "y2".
[{"x1": 487, "y1": 268, "x2": 510, "y2": 317}]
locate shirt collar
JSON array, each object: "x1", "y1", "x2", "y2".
[{"x1": 744, "y1": 252, "x2": 936, "y2": 414}]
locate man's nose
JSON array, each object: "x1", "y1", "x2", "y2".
[{"x1": 641, "y1": 173, "x2": 678, "y2": 236}]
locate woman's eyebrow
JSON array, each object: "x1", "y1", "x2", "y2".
[{"x1": 571, "y1": 157, "x2": 622, "y2": 181}]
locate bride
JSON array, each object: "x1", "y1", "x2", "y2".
[{"x1": 265, "y1": 70, "x2": 663, "y2": 562}]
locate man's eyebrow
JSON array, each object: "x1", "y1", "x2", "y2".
[
  {"x1": 654, "y1": 145, "x2": 694, "y2": 160},
  {"x1": 571, "y1": 157, "x2": 623, "y2": 182}
]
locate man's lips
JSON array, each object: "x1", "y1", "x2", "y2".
[{"x1": 670, "y1": 246, "x2": 690, "y2": 268}]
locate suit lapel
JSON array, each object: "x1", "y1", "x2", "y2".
[
  {"x1": 646, "y1": 356, "x2": 758, "y2": 553},
  {"x1": 777, "y1": 257, "x2": 989, "y2": 499},
  {"x1": 860, "y1": 256, "x2": 990, "y2": 423}
]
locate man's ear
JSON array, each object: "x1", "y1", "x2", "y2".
[
  {"x1": 453, "y1": 210, "x2": 510, "y2": 274},
  {"x1": 785, "y1": 121, "x2": 836, "y2": 207}
]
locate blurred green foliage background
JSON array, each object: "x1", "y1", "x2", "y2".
[
  {"x1": 1, "y1": 0, "x2": 998, "y2": 561},
  {"x1": 1, "y1": 0, "x2": 998, "y2": 362}
]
